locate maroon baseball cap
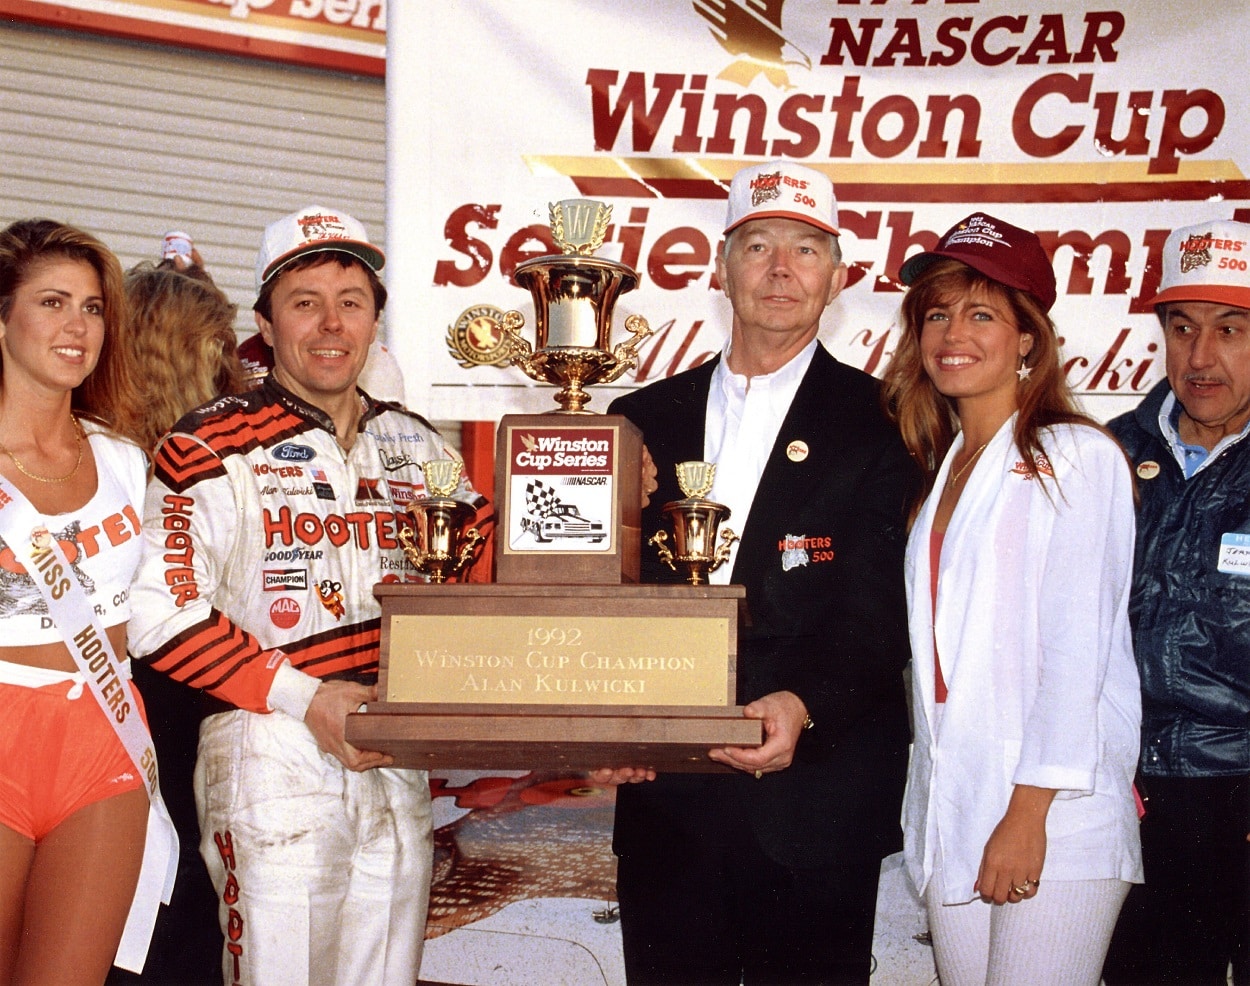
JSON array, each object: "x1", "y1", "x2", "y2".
[{"x1": 899, "y1": 213, "x2": 1057, "y2": 312}]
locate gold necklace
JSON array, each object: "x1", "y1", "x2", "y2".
[
  {"x1": 946, "y1": 442, "x2": 988, "y2": 490},
  {"x1": 0, "y1": 419, "x2": 85, "y2": 484}
]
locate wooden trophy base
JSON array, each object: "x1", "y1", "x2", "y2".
[
  {"x1": 346, "y1": 583, "x2": 761, "y2": 772},
  {"x1": 348, "y1": 704, "x2": 761, "y2": 772}
]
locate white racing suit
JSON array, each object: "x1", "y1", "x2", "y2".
[{"x1": 129, "y1": 380, "x2": 485, "y2": 986}]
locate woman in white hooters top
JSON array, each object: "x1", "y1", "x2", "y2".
[{"x1": 0, "y1": 219, "x2": 152, "y2": 985}]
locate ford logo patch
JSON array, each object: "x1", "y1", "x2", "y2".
[{"x1": 272, "y1": 443, "x2": 315, "y2": 462}]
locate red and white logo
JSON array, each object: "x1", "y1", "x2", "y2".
[{"x1": 269, "y1": 596, "x2": 301, "y2": 629}]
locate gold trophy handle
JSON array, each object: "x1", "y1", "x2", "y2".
[
  {"x1": 397, "y1": 525, "x2": 427, "y2": 569},
  {"x1": 501, "y1": 310, "x2": 548, "y2": 382},
  {"x1": 598, "y1": 314, "x2": 655, "y2": 386},
  {"x1": 648, "y1": 529, "x2": 676, "y2": 572},
  {"x1": 454, "y1": 527, "x2": 487, "y2": 574},
  {"x1": 708, "y1": 527, "x2": 739, "y2": 573}
]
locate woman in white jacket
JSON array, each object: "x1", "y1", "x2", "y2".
[{"x1": 882, "y1": 213, "x2": 1142, "y2": 986}]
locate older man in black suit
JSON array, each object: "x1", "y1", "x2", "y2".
[{"x1": 600, "y1": 161, "x2": 920, "y2": 984}]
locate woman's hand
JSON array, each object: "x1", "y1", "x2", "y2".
[
  {"x1": 640, "y1": 444, "x2": 659, "y2": 508},
  {"x1": 974, "y1": 784, "x2": 1056, "y2": 904},
  {"x1": 589, "y1": 767, "x2": 656, "y2": 785}
]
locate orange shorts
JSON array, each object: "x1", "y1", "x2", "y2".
[{"x1": 0, "y1": 677, "x2": 147, "y2": 841}]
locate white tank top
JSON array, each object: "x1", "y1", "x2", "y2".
[{"x1": 0, "y1": 424, "x2": 147, "y2": 645}]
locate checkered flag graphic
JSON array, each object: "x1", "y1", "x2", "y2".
[{"x1": 524, "y1": 480, "x2": 564, "y2": 518}]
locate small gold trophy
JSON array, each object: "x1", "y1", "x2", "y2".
[
  {"x1": 650, "y1": 461, "x2": 739, "y2": 585},
  {"x1": 502, "y1": 199, "x2": 653, "y2": 413},
  {"x1": 398, "y1": 459, "x2": 484, "y2": 584}
]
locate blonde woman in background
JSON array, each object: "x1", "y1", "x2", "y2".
[
  {"x1": 121, "y1": 262, "x2": 243, "y2": 453},
  {"x1": 107, "y1": 260, "x2": 245, "y2": 986}
]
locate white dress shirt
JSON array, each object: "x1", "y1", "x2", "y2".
[{"x1": 703, "y1": 338, "x2": 817, "y2": 583}]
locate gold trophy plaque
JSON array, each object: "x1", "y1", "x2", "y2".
[{"x1": 346, "y1": 201, "x2": 761, "y2": 770}]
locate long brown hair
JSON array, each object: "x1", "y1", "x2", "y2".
[
  {"x1": 0, "y1": 218, "x2": 143, "y2": 437},
  {"x1": 123, "y1": 262, "x2": 245, "y2": 452},
  {"x1": 881, "y1": 258, "x2": 1096, "y2": 505}
]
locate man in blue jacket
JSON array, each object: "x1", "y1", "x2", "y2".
[{"x1": 1104, "y1": 219, "x2": 1250, "y2": 986}]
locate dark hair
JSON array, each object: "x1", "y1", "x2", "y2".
[
  {"x1": 0, "y1": 218, "x2": 142, "y2": 432},
  {"x1": 253, "y1": 251, "x2": 388, "y2": 322},
  {"x1": 882, "y1": 258, "x2": 1097, "y2": 506}
]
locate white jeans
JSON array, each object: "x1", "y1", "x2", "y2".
[
  {"x1": 195, "y1": 709, "x2": 432, "y2": 986},
  {"x1": 925, "y1": 868, "x2": 1128, "y2": 986}
]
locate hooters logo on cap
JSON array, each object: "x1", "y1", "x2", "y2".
[
  {"x1": 724, "y1": 161, "x2": 839, "y2": 236},
  {"x1": 1149, "y1": 218, "x2": 1250, "y2": 310},
  {"x1": 255, "y1": 204, "x2": 385, "y2": 290}
]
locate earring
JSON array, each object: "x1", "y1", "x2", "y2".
[{"x1": 1016, "y1": 356, "x2": 1032, "y2": 382}]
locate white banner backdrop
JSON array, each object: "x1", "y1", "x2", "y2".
[{"x1": 387, "y1": 1, "x2": 1248, "y2": 424}]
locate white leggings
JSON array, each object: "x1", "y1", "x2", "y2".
[{"x1": 925, "y1": 874, "x2": 1129, "y2": 986}]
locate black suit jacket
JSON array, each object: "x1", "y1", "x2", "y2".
[{"x1": 609, "y1": 345, "x2": 920, "y2": 870}]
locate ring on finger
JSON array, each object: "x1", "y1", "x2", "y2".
[{"x1": 1011, "y1": 883, "x2": 1030, "y2": 896}]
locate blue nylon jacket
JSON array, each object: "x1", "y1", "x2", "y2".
[{"x1": 1109, "y1": 379, "x2": 1250, "y2": 778}]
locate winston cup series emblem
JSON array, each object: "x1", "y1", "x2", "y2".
[
  {"x1": 499, "y1": 198, "x2": 654, "y2": 414},
  {"x1": 397, "y1": 459, "x2": 484, "y2": 584},
  {"x1": 675, "y1": 460, "x2": 716, "y2": 499},
  {"x1": 550, "y1": 199, "x2": 611, "y2": 256},
  {"x1": 650, "y1": 461, "x2": 738, "y2": 586},
  {"x1": 422, "y1": 458, "x2": 464, "y2": 498}
]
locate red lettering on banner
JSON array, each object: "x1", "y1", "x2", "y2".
[
  {"x1": 583, "y1": 60, "x2": 1217, "y2": 174},
  {"x1": 633, "y1": 319, "x2": 718, "y2": 383},
  {"x1": 432, "y1": 203, "x2": 500, "y2": 288},
  {"x1": 198, "y1": 0, "x2": 384, "y2": 33},
  {"x1": 648, "y1": 227, "x2": 712, "y2": 290},
  {"x1": 1037, "y1": 228, "x2": 1133, "y2": 298},
  {"x1": 586, "y1": 69, "x2": 684, "y2": 152},
  {"x1": 500, "y1": 225, "x2": 558, "y2": 280},
  {"x1": 851, "y1": 329, "x2": 894, "y2": 378},
  {"x1": 1014, "y1": 73, "x2": 1224, "y2": 174},
  {"x1": 820, "y1": 12, "x2": 1124, "y2": 68}
]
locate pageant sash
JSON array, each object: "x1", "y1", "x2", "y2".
[{"x1": 0, "y1": 474, "x2": 177, "y2": 973}]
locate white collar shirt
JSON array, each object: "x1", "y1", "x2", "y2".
[
  {"x1": 1157, "y1": 389, "x2": 1250, "y2": 479},
  {"x1": 702, "y1": 338, "x2": 817, "y2": 583}
]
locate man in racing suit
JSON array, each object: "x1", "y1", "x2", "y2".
[{"x1": 129, "y1": 205, "x2": 485, "y2": 986}]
